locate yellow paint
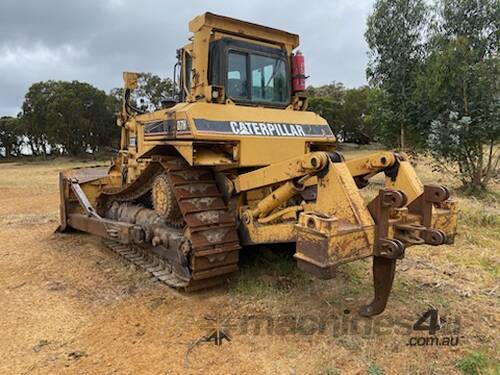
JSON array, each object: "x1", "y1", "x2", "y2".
[{"x1": 60, "y1": 12, "x2": 458, "y2": 276}]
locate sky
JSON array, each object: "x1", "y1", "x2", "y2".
[{"x1": 0, "y1": 0, "x2": 375, "y2": 116}]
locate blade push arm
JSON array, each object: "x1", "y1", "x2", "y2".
[
  {"x1": 345, "y1": 151, "x2": 424, "y2": 202},
  {"x1": 234, "y1": 152, "x2": 329, "y2": 192}
]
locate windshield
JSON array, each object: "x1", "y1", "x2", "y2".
[{"x1": 227, "y1": 51, "x2": 289, "y2": 105}]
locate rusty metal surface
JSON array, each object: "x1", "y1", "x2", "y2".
[
  {"x1": 367, "y1": 189, "x2": 407, "y2": 259},
  {"x1": 161, "y1": 159, "x2": 240, "y2": 285},
  {"x1": 62, "y1": 156, "x2": 240, "y2": 292},
  {"x1": 294, "y1": 159, "x2": 376, "y2": 278},
  {"x1": 104, "y1": 240, "x2": 190, "y2": 288},
  {"x1": 359, "y1": 188, "x2": 408, "y2": 317},
  {"x1": 312, "y1": 161, "x2": 377, "y2": 259},
  {"x1": 67, "y1": 214, "x2": 142, "y2": 244},
  {"x1": 59, "y1": 151, "x2": 459, "y2": 316},
  {"x1": 359, "y1": 185, "x2": 458, "y2": 317},
  {"x1": 359, "y1": 257, "x2": 397, "y2": 317},
  {"x1": 152, "y1": 173, "x2": 184, "y2": 227},
  {"x1": 96, "y1": 157, "x2": 240, "y2": 290},
  {"x1": 408, "y1": 185, "x2": 456, "y2": 245}
]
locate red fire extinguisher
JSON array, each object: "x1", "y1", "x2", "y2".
[{"x1": 291, "y1": 51, "x2": 306, "y2": 92}]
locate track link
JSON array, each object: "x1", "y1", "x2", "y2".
[
  {"x1": 99, "y1": 157, "x2": 240, "y2": 291},
  {"x1": 103, "y1": 239, "x2": 190, "y2": 288}
]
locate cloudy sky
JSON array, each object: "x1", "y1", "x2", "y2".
[{"x1": 0, "y1": 0, "x2": 374, "y2": 116}]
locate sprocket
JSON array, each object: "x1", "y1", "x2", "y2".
[{"x1": 152, "y1": 173, "x2": 184, "y2": 228}]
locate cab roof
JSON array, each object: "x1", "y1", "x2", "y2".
[{"x1": 189, "y1": 12, "x2": 300, "y2": 50}]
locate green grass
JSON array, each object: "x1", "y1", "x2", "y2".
[
  {"x1": 459, "y1": 208, "x2": 499, "y2": 227},
  {"x1": 337, "y1": 262, "x2": 366, "y2": 297},
  {"x1": 479, "y1": 257, "x2": 499, "y2": 277},
  {"x1": 324, "y1": 296, "x2": 339, "y2": 307},
  {"x1": 431, "y1": 295, "x2": 451, "y2": 310},
  {"x1": 455, "y1": 350, "x2": 498, "y2": 375},
  {"x1": 335, "y1": 336, "x2": 361, "y2": 352},
  {"x1": 367, "y1": 362, "x2": 384, "y2": 375},
  {"x1": 339, "y1": 262, "x2": 364, "y2": 285},
  {"x1": 229, "y1": 274, "x2": 277, "y2": 298},
  {"x1": 229, "y1": 247, "x2": 310, "y2": 298}
]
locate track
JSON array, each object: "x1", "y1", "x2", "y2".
[
  {"x1": 99, "y1": 157, "x2": 240, "y2": 291},
  {"x1": 103, "y1": 239, "x2": 191, "y2": 288}
]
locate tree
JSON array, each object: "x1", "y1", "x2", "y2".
[
  {"x1": 21, "y1": 81, "x2": 118, "y2": 156},
  {"x1": 135, "y1": 73, "x2": 174, "y2": 111},
  {"x1": 307, "y1": 83, "x2": 382, "y2": 143},
  {"x1": 306, "y1": 82, "x2": 345, "y2": 139},
  {"x1": 307, "y1": 97, "x2": 342, "y2": 132},
  {"x1": 107, "y1": 87, "x2": 124, "y2": 114},
  {"x1": 335, "y1": 86, "x2": 382, "y2": 144},
  {"x1": 0, "y1": 116, "x2": 23, "y2": 158},
  {"x1": 109, "y1": 73, "x2": 174, "y2": 113},
  {"x1": 365, "y1": 0, "x2": 429, "y2": 149},
  {"x1": 306, "y1": 82, "x2": 345, "y2": 102},
  {"x1": 21, "y1": 81, "x2": 57, "y2": 156},
  {"x1": 47, "y1": 81, "x2": 116, "y2": 155},
  {"x1": 422, "y1": 0, "x2": 499, "y2": 191}
]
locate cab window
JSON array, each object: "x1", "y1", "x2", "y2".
[
  {"x1": 227, "y1": 52, "x2": 248, "y2": 98},
  {"x1": 251, "y1": 54, "x2": 287, "y2": 103},
  {"x1": 226, "y1": 50, "x2": 288, "y2": 105}
]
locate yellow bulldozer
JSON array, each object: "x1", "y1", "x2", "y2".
[{"x1": 59, "y1": 12, "x2": 457, "y2": 316}]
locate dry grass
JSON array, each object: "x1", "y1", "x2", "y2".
[
  {"x1": 0, "y1": 151, "x2": 499, "y2": 374},
  {"x1": 0, "y1": 157, "x2": 109, "y2": 192}
]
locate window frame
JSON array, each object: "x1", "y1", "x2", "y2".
[
  {"x1": 218, "y1": 40, "x2": 290, "y2": 108},
  {"x1": 226, "y1": 50, "x2": 250, "y2": 100},
  {"x1": 249, "y1": 54, "x2": 287, "y2": 103},
  {"x1": 183, "y1": 50, "x2": 192, "y2": 98}
]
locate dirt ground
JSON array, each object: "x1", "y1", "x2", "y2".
[{"x1": 0, "y1": 154, "x2": 498, "y2": 374}]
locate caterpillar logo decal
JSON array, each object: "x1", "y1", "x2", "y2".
[{"x1": 193, "y1": 119, "x2": 333, "y2": 137}]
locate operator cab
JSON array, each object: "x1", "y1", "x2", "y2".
[
  {"x1": 176, "y1": 12, "x2": 306, "y2": 110},
  {"x1": 208, "y1": 39, "x2": 290, "y2": 107}
]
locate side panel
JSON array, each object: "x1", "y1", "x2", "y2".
[
  {"x1": 239, "y1": 138, "x2": 308, "y2": 165},
  {"x1": 132, "y1": 102, "x2": 335, "y2": 167},
  {"x1": 184, "y1": 102, "x2": 335, "y2": 166}
]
